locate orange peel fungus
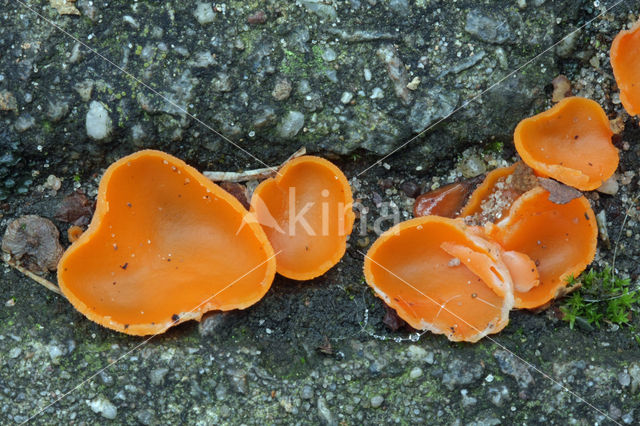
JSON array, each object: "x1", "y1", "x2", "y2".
[
  {"x1": 514, "y1": 97, "x2": 618, "y2": 191},
  {"x1": 364, "y1": 216, "x2": 514, "y2": 343},
  {"x1": 57, "y1": 150, "x2": 276, "y2": 335},
  {"x1": 486, "y1": 186, "x2": 597, "y2": 309},
  {"x1": 611, "y1": 20, "x2": 640, "y2": 116},
  {"x1": 250, "y1": 155, "x2": 355, "y2": 280}
]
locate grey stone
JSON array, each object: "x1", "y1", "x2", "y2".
[
  {"x1": 618, "y1": 372, "x2": 631, "y2": 387},
  {"x1": 46, "y1": 100, "x2": 69, "y2": 122},
  {"x1": 488, "y1": 385, "x2": 510, "y2": 407},
  {"x1": 14, "y1": 114, "x2": 35, "y2": 133},
  {"x1": 134, "y1": 409, "x2": 155, "y2": 425},
  {"x1": 322, "y1": 47, "x2": 337, "y2": 62},
  {"x1": 277, "y1": 111, "x2": 305, "y2": 139},
  {"x1": 370, "y1": 395, "x2": 384, "y2": 408},
  {"x1": 150, "y1": 368, "x2": 169, "y2": 386},
  {"x1": 460, "y1": 389, "x2": 477, "y2": 407},
  {"x1": 8, "y1": 347, "x2": 22, "y2": 359},
  {"x1": 494, "y1": 349, "x2": 534, "y2": 388},
  {"x1": 389, "y1": 0, "x2": 409, "y2": 15},
  {"x1": 301, "y1": 385, "x2": 314, "y2": 400},
  {"x1": 465, "y1": 10, "x2": 511, "y2": 44},
  {"x1": 442, "y1": 359, "x2": 484, "y2": 390},
  {"x1": 556, "y1": 29, "x2": 581, "y2": 58},
  {"x1": 408, "y1": 89, "x2": 458, "y2": 133},
  {"x1": 88, "y1": 396, "x2": 117, "y2": 420},
  {"x1": 409, "y1": 367, "x2": 423, "y2": 379},
  {"x1": 212, "y1": 73, "x2": 233, "y2": 92},
  {"x1": 300, "y1": 0, "x2": 337, "y2": 20},
  {"x1": 86, "y1": 101, "x2": 112, "y2": 140},
  {"x1": 227, "y1": 369, "x2": 248, "y2": 394},
  {"x1": 194, "y1": 3, "x2": 215, "y2": 24},
  {"x1": 317, "y1": 397, "x2": 335, "y2": 425}
]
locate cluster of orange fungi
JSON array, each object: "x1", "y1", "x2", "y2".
[
  {"x1": 364, "y1": 19, "x2": 640, "y2": 342},
  {"x1": 58, "y1": 151, "x2": 353, "y2": 335},
  {"x1": 55, "y1": 21, "x2": 637, "y2": 339}
]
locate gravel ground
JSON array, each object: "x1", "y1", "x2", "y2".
[{"x1": 1, "y1": 0, "x2": 640, "y2": 424}]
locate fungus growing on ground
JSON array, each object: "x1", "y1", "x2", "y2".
[
  {"x1": 611, "y1": 20, "x2": 640, "y2": 116},
  {"x1": 250, "y1": 156, "x2": 354, "y2": 280},
  {"x1": 67, "y1": 225, "x2": 84, "y2": 243},
  {"x1": 364, "y1": 216, "x2": 514, "y2": 342},
  {"x1": 486, "y1": 186, "x2": 597, "y2": 309},
  {"x1": 413, "y1": 178, "x2": 479, "y2": 218},
  {"x1": 514, "y1": 97, "x2": 619, "y2": 191},
  {"x1": 57, "y1": 150, "x2": 276, "y2": 336},
  {"x1": 459, "y1": 162, "x2": 540, "y2": 224}
]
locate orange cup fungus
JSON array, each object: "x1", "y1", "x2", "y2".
[
  {"x1": 57, "y1": 150, "x2": 276, "y2": 335},
  {"x1": 413, "y1": 180, "x2": 477, "y2": 218},
  {"x1": 364, "y1": 216, "x2": 514, "y2": 342},
  {"x1": 514, "y1": 97, "x2": 618, "y2": 191},
  {"x1": 251, "y1": 156, "x2": 355, "y2": 280},
  {"x1": 486, "y1": 186, "x2": 597, "y2": 309},
  {"x1": 611, "y1": 20, "x2": 640, "y2": 116}
]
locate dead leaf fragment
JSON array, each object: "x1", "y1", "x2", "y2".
[
  {"x1": 54, "y1": 191, "x2": 94, "y2": 226},
  {"x1": 2, "y1": 215, "x2": 64, "y2": 275},
  {"x1": 537, "y1": 178, "x2": 583, "y2": 205},
  {"x1": 50, "y1": 0, "x2": 80, "y2": 16}
]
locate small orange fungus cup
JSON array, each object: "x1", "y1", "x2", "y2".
[
  {"x1": 611, "y1": 20, "x2": 640, "y2": 116},
  {"x1": 250, "y1": 156, "x2": 355, "y2": 280},
  {"x1": 413, "y1": 180, "x2": 477, "y2": 218},
  {"x1": 57, "y1": 150, "x2": 276, "y2": 335},
  {"x1": 459, "y1": 163, "x2": 519, "y2": 220},
  {"x1": 364, "y1": 216, "x2": 514, "y2": 343},
  {"x1": 486, "y1": 186, "x2": 597, "y2": 309},
  {"x1": 514, "y1": 97, "x2": 618, "y2": 191}
]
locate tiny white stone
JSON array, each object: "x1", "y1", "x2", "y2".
[
  {"x1": 86, "y1": 101, "x2": 112, "y2": 140},
  {"x1": 340, "y1": 92, "x2": 353, "y2": 104}
]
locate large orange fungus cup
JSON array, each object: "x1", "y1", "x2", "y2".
[
  {"x1": 514, "y1": 97, "x2": 618, "y2": 191},
  {"x1": 611, "y1": 20, "x2": 640, "y2": 116},
  {"x1": 486, "y1": 186, "x2": 597, "y2": 309},
  {"x1": 57, "y1": 150, "x2": 276, "y2": 335},
  {"x1": 250, "y1": 156, "x2": 355, "y2": 280},
  {"x1": 364, "y1": 216, "x2": 514, "y2": 343}
]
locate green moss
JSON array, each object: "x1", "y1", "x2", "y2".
[
  {"x1": 280, "y1": 45, "x2": 329, "y2": 78},
  {"x1": 561, "y1": 267, "x2": 640, "y2": 329}
]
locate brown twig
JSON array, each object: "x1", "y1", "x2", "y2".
[
  {"x1": 3, "y1": 257, "x2": 62, "y2": 295},
  {"x1": 204, "y1": 147, "x2": 306, "y2": 182}
]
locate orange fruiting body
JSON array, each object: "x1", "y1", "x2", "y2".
[
  {"x1": 413, "y1": 180, "x2": 477, "y2": 218},
  {"x1": 364, "y1": 216, "x2": 514, "y2": 343},
  {"x1": 514, "y1": 97, "x2": 618, "y2": 191},
  {"x1": 250, "y1": 156, "x2": 355, "y2": 280},
  {"x1": 486, "y1": 186, "x2": 597, "y2": 309},
  {"x1": 459, "y1": 164, "x2": 517, "y2": 217},
  {"x1": 58, "y1": 150, "x2": 276, "y2": 336},
  {"x1": 67, "y1": 225, "x2": 84, "y2": 243},
  {"x1": 611, "y1": 20, "x2": 640, "y2": 116}
]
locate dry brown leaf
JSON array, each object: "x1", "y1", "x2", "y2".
[
  {"x1": 50, "y1": 0, "x2": 80, "y2": 16},
  {"x1": 537, "y1": 177, "x2": 583, "y2": 205}
]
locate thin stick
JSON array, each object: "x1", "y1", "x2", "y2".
[
  {"x1": 3, "y1": 258, "x2": 62, "y2": 295},
  {"x1": 204, "y1": 147, "x2": 306, "y2": 182}
]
